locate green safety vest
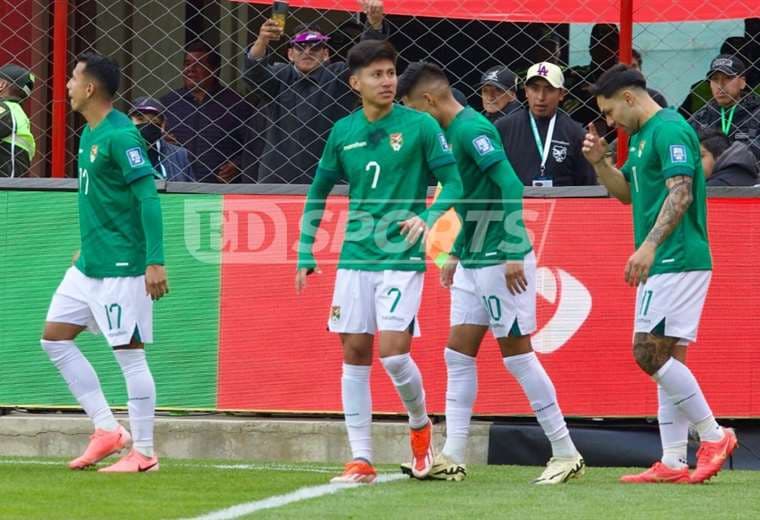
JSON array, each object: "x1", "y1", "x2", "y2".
[{"x1": 1, "y1": 100, "x2": 35, "y2": 175}]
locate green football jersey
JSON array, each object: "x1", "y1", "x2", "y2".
[
  {"x1": 75, "y1": 109, "x2": 157, "y2": 278},
  {"x1": 621, "y1": 108, "x2": 712, "y2": 275},
  {"x1": 446, "y1": 107, "x2": 532, "y2": 267},
  {"x1": 316, "y1": 104, "x2": 456, "y2": 271}
]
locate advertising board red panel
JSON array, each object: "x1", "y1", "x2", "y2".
[{"x1": 217, "y1": 196, "x2": 760, "y2": 417}]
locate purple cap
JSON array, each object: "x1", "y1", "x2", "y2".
[
  {"x1": 290, "y1": 31, "x2": 330, "y2": 45},
  {"x1": 129, "y1": 96, "x2": 165, "y2": 116}
]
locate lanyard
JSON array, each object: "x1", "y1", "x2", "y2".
[
  {"x1": 155, "y1": 140, "x2": 167, "y2": 180},
  {"x1": 529, "y1": 113, "x2": 556, "y2": 175},
  {"x1": 720, "y1": 105, "x2": 736, "y2": 135}
]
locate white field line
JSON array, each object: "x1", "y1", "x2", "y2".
[
  {"x1": 183, "y1": 474, "x2": 406, "y2": 520},
  {"x1": 0, "y1": 459, "x2": 345, "y2": 474}
]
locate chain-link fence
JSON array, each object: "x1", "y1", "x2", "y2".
[{"x1": 0, "y1": 1, "x2": 758, "y2": 183}]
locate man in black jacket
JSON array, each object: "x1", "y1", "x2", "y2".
[
  {"x1": 478, "y1": 65, "x2": 522, "y2": 122},
  {"x1": 243, "y1": 0, "x2": 387, "y2": 184},
  {"x1": 496, "y1": 62, "x2": 596, "y2": 187},
  {"x1": 699, "y1": 127, "x2": 758, "y2": 186},
  {"x1": 690, "y1": 55, "x2": 760, "y2": 166}
]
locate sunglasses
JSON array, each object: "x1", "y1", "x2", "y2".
[{"x1": 292, "y1": 43, "x2": 326, "y2": 53}]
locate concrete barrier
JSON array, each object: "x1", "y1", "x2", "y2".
[{"x1": 0, "y1": 413, "x2": 490, "y2": 464}]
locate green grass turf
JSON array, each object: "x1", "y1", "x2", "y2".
[{"x1": 1, "y1": 458, "x2": 758, "y2": 519}]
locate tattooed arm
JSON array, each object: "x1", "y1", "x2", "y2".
[
  {"x1": 644, "y1": 176, "x2": 694, "y2": 247},
  {"x1": 624, "y1": 175, "x2": 693, "y2": 287}
]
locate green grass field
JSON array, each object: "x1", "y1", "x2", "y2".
[{"x1": 1, "y1": 457, "x2": 759, "y2": 519}]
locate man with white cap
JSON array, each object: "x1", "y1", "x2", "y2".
[{"x1": 496, "y1": 62, "x2": 595, "y2": 187}]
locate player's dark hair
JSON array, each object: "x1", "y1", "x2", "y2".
[
  {"x1": 590, "y1": 63, "x2": 647, "y2": 98},
  {"x1": 397, "y1": 62, "x2": 449, "y2": 99},
  {"x1": 698, "y1": 127, "x2": 731, "y2": 159},
  {"x1": 77, "y1": 52, "x2": 120, "y2": 98},
  {"x1": 632, "y1": 49, "x2": 642, "y2": 67},
  {"x1": 185, "y1": 40, "x2": 221, "y2": 72},
  {"x1": 347, "y1": 40, "x2": 397, "y2": 74}
]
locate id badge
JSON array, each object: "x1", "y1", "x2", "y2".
[{"x1": 532, "y1": 177, "x2": 553, "y2": 187}]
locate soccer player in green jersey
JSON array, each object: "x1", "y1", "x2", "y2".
[
  {"x1": 399, "y1": 63, "x2": 585, "y2": 485},
  {"x1": 295, "y1": 40, "x2": 463, "y2": 484},
  {"x1": 41, "y1": 53, "x2": 168, "y2": 473},
  {"x1": 583, "y1": 64, "x2": 736, "y2": 484}
]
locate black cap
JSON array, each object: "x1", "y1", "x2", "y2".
[
  {"x1": 129, "y1": 96, "x2": 166, "y2": 116},
  {"x1": 479, "y1": 66, "x2": 518, "y2": 92},
  {"x1": 0, "y1": 64, "x2": 35, "y2": 99},
  {"x1": 708, "y1": 54, "x2": 746, "y2": 78}
]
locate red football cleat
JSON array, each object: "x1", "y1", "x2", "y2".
[
  {"x1": 620, "y1": 462, "x2": 689, "y2": 484},
  {"x1": 690, "y1": 427, "x2": 738, "y2": 484},
  {"x1": 410, "y1": 421, "x2": 434, "y2": 479}
]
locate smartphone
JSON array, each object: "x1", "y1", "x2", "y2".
[{"x1": 272, "y1": 1, "x2": 288, "y2": 30}]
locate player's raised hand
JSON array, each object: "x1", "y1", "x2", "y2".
[
  {"x1": 399, "y1": 215, "x2": 428, "y2": 245},
  {"x1": 295, "y1": 266, "x2": 321, "y2": 295},
  {"x1": 145, "y1": 264, "x2": 169, "y2": 301},
  {"x1": 440, "y1": 254, "x2": 459, "y2": 288},
  {"x1": 582, "y1": 122, "x2": 608, "y2": 166},
  {"x1": 360, "y1": 0, "x2": 384, "y2": 29},
  {"x1": 505, "y1": 260, "x2": 528, "y2": 295},
  {"x1": 624, "y1": 243, "x2": 655, "y2": 287}
]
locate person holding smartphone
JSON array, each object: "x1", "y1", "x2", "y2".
[
  {"x1": 496, "y1": 62, "x2": 596, "y2": 187},
  {"x1": 243, "y1": 0, "x2": 388, "y2": 184}
]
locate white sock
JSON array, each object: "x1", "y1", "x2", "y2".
[
  {"x1": 114, "y1": 349, "x2": 156, "y2": 457},
  {"x1": 658, "y1": 384, "x2": 689, "y2": 469},
  {"x1": 342, "y1": 363, "x2": 373, "y2": 462},
  {"x1": 380, "y1": 353, "x2": 429, "y2": 430},
  {"x1": 653, "y1": 358, "x2": 723, "y2": 442},
  {"x1": 41, "y1": 340, "x2": 118, "y2": 431},
  {"x1": 503, "y1": 352, "x2": 577, "y2": 458},
  {"x1": 442, "y1": 348, "x2": 477, "y2": 464}
]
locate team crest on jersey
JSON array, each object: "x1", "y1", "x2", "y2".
[
  {"x1": 551, "y1": 143, "x2": 567, "y2": 163},
  {"x1": 89, "y1": 145, "x2": 98, "y2": 163},
  {"x1": 389, "y1": 133, "x2": 403, "y2": 152},
  {"x1": 330, "y1": 305, "x2": 341, "y2": 321},
  {"x1": 473, "y1": 135, "x2": 494, "y2": 155},
  {"x1": 638, "y1": 140, "x2": 646, "y2": 158},
  {"x1": 126, "y1": 147, "x2": 146, "y2": 167},
  {"x1": 669, "y1": 144, "x2": 687, "y2": 163}
]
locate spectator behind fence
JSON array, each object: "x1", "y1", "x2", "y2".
[
  {"x1": 0, "y1": 64, "x2": 35, "y2": 177},
  {"x1": 161, "y1": 40, "x2": 255, "y2": 183},
  {"x1": 563, "y1": 23, "x2": 619, "y2": 130},
  {"x1": 689, "y1": 55, "x2": 760, "y2": 165},
  {"x1": 496, "y1": 62, "x2": 595, "y2": 187},
  {"x1": 678, "y1": 37, "x2": 756, "y2": 119},
  {"x1": 478, "y1": 65, "x2": 521, "y2": 122},
  {"x1": 244, "y1": 0, "x2": 387, "y2": 184},
  {"x1": 631, "y1": 49, "x2": 668, "y2": 108},
  {"x1": 699, "y1": 127, "x2": 758, "y2": 186},
  {"x1": 128, "y1": 97, "x2": 193, "y2": 182}
]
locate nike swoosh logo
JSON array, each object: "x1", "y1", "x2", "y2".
[{"x1": 139, "y1": 461, "x2": 158, "y2": 472}]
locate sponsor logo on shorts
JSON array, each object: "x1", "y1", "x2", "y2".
[{"x1": 330, "y1": 305, "x2": 341, "y2": 321}]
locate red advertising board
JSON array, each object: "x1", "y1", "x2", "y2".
[{"x1": 217, "y1": 196, "x2": 760, "y2": 417}]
